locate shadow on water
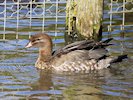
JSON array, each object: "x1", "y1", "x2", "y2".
[{"x1": 0, "y1": 0, "x2": 133, "y2": 100}]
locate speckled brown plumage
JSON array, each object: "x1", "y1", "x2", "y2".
[{"x1": 25, "y1": 33, "x2": 127, "y2": 72}]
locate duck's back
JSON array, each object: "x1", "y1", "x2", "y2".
[{"x1": 51, "y1": 38, "x2": 127, "y2": 72}]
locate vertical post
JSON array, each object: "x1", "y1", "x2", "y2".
[
  {"x1": 3, "y1": 0, "x2": 6, "y2": 40},
  {"x1": 68, "y1": 0, "x2": 71, "y2": 35},
  {"x1": 109, "y1": 0, "x2": 113, "y2": 32},
  {"x1": 16, "y1": 0, "x2": 19, "y2": 40},
  {"x1": 42, "y1": 0, "x2": 45, "y2": 32},
  {"x1": 29, "y1": 0, "x2": 32, "y2": 38},
  {"x1": 55, "y1": 0, "x2": 58, "y2": 37},
  {"x1": 121, "y1": 0, "x2": 125, "y2": 30}
]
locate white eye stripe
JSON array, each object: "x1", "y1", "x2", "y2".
[{"x1": 39, "y1": 39, "x2": 45, "y2": 42}]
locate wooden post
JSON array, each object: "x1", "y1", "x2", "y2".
[{"x1": 66, "y1": 0, "x2": 103, "y2": 40}]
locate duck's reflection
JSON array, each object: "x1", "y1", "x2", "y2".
[
  {"x1": 32, "y1": 70, "x2": 53, "y2": 91},
  {"x1": 29, "y1": 62, "x2": 131, "y2": 99},
  {"x1": 31, "y1": 66, "x2": 124, "y2": 91}
]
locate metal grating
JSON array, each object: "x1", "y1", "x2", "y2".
[
  {"x1": 0, "y1": 0, "x2": 66, "y2": 40},
  {"x1": 0, "y1": 0, "x2": 132, "y2": 40},
  {"x1": 108, "y1": 0, "x2": 133, "y2": 31}
]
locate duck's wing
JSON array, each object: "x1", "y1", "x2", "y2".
[
  {"x1": 52, "y1": 38, "x2": 113, "y2": 57},
  {"x1": 52, "y1": 40, "x2": 94, "y2": 56}
]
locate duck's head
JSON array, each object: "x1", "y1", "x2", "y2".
[{"x1": 25, "y1": 33, "x2": 52, "y2": 49}]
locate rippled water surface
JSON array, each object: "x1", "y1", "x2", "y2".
[{"x1": 0, "y1": 0, "x2": 133, "y2": 100}]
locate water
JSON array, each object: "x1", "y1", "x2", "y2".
[{"x1": 0, "y1": 1, "x2": 133, "y2": 100}]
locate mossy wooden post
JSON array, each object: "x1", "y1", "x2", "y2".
[{"x1": 66, "y1": 0, "x2": 103, "y2": 40}]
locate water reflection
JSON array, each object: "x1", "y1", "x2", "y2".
[
  {"x1": 0, "y1": 56, "x2": 132, "y2": 99},
  {"x1": 0, "y1": 0, "x2": 133, "y2": 99},
  {"x1": 32, "y1": 70, "x2": 53, "y2": 91}
]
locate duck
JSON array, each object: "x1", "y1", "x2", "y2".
[{"x1": 25, "y1": 33, "x2": 127, "y2": 72}]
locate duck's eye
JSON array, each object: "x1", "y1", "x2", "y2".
[
  {"x1": 36, "y1": 38, "x2": 40, "y2": 41},
  {"x1": 32, "y1": 38, "x2": 40, "y2": 42}
]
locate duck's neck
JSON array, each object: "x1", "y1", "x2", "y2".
[{"x1": 38, "y1": 44, "x2": 52, "y2": 62}]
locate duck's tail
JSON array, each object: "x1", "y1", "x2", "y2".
[
  {"x1": 111, "y1": 54, "x2": 128, "y2": 63},
  {"x1": 97, "y1": 54, "x2": 128, "y2": 69}
]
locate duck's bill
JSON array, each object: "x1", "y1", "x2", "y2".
[{"x1": 25, "y1": 42, "x2": 32, "y2": 48}]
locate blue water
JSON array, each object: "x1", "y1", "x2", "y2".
[{"x1": 0, "y1": 0, "x2": 133, "y2": 99}]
